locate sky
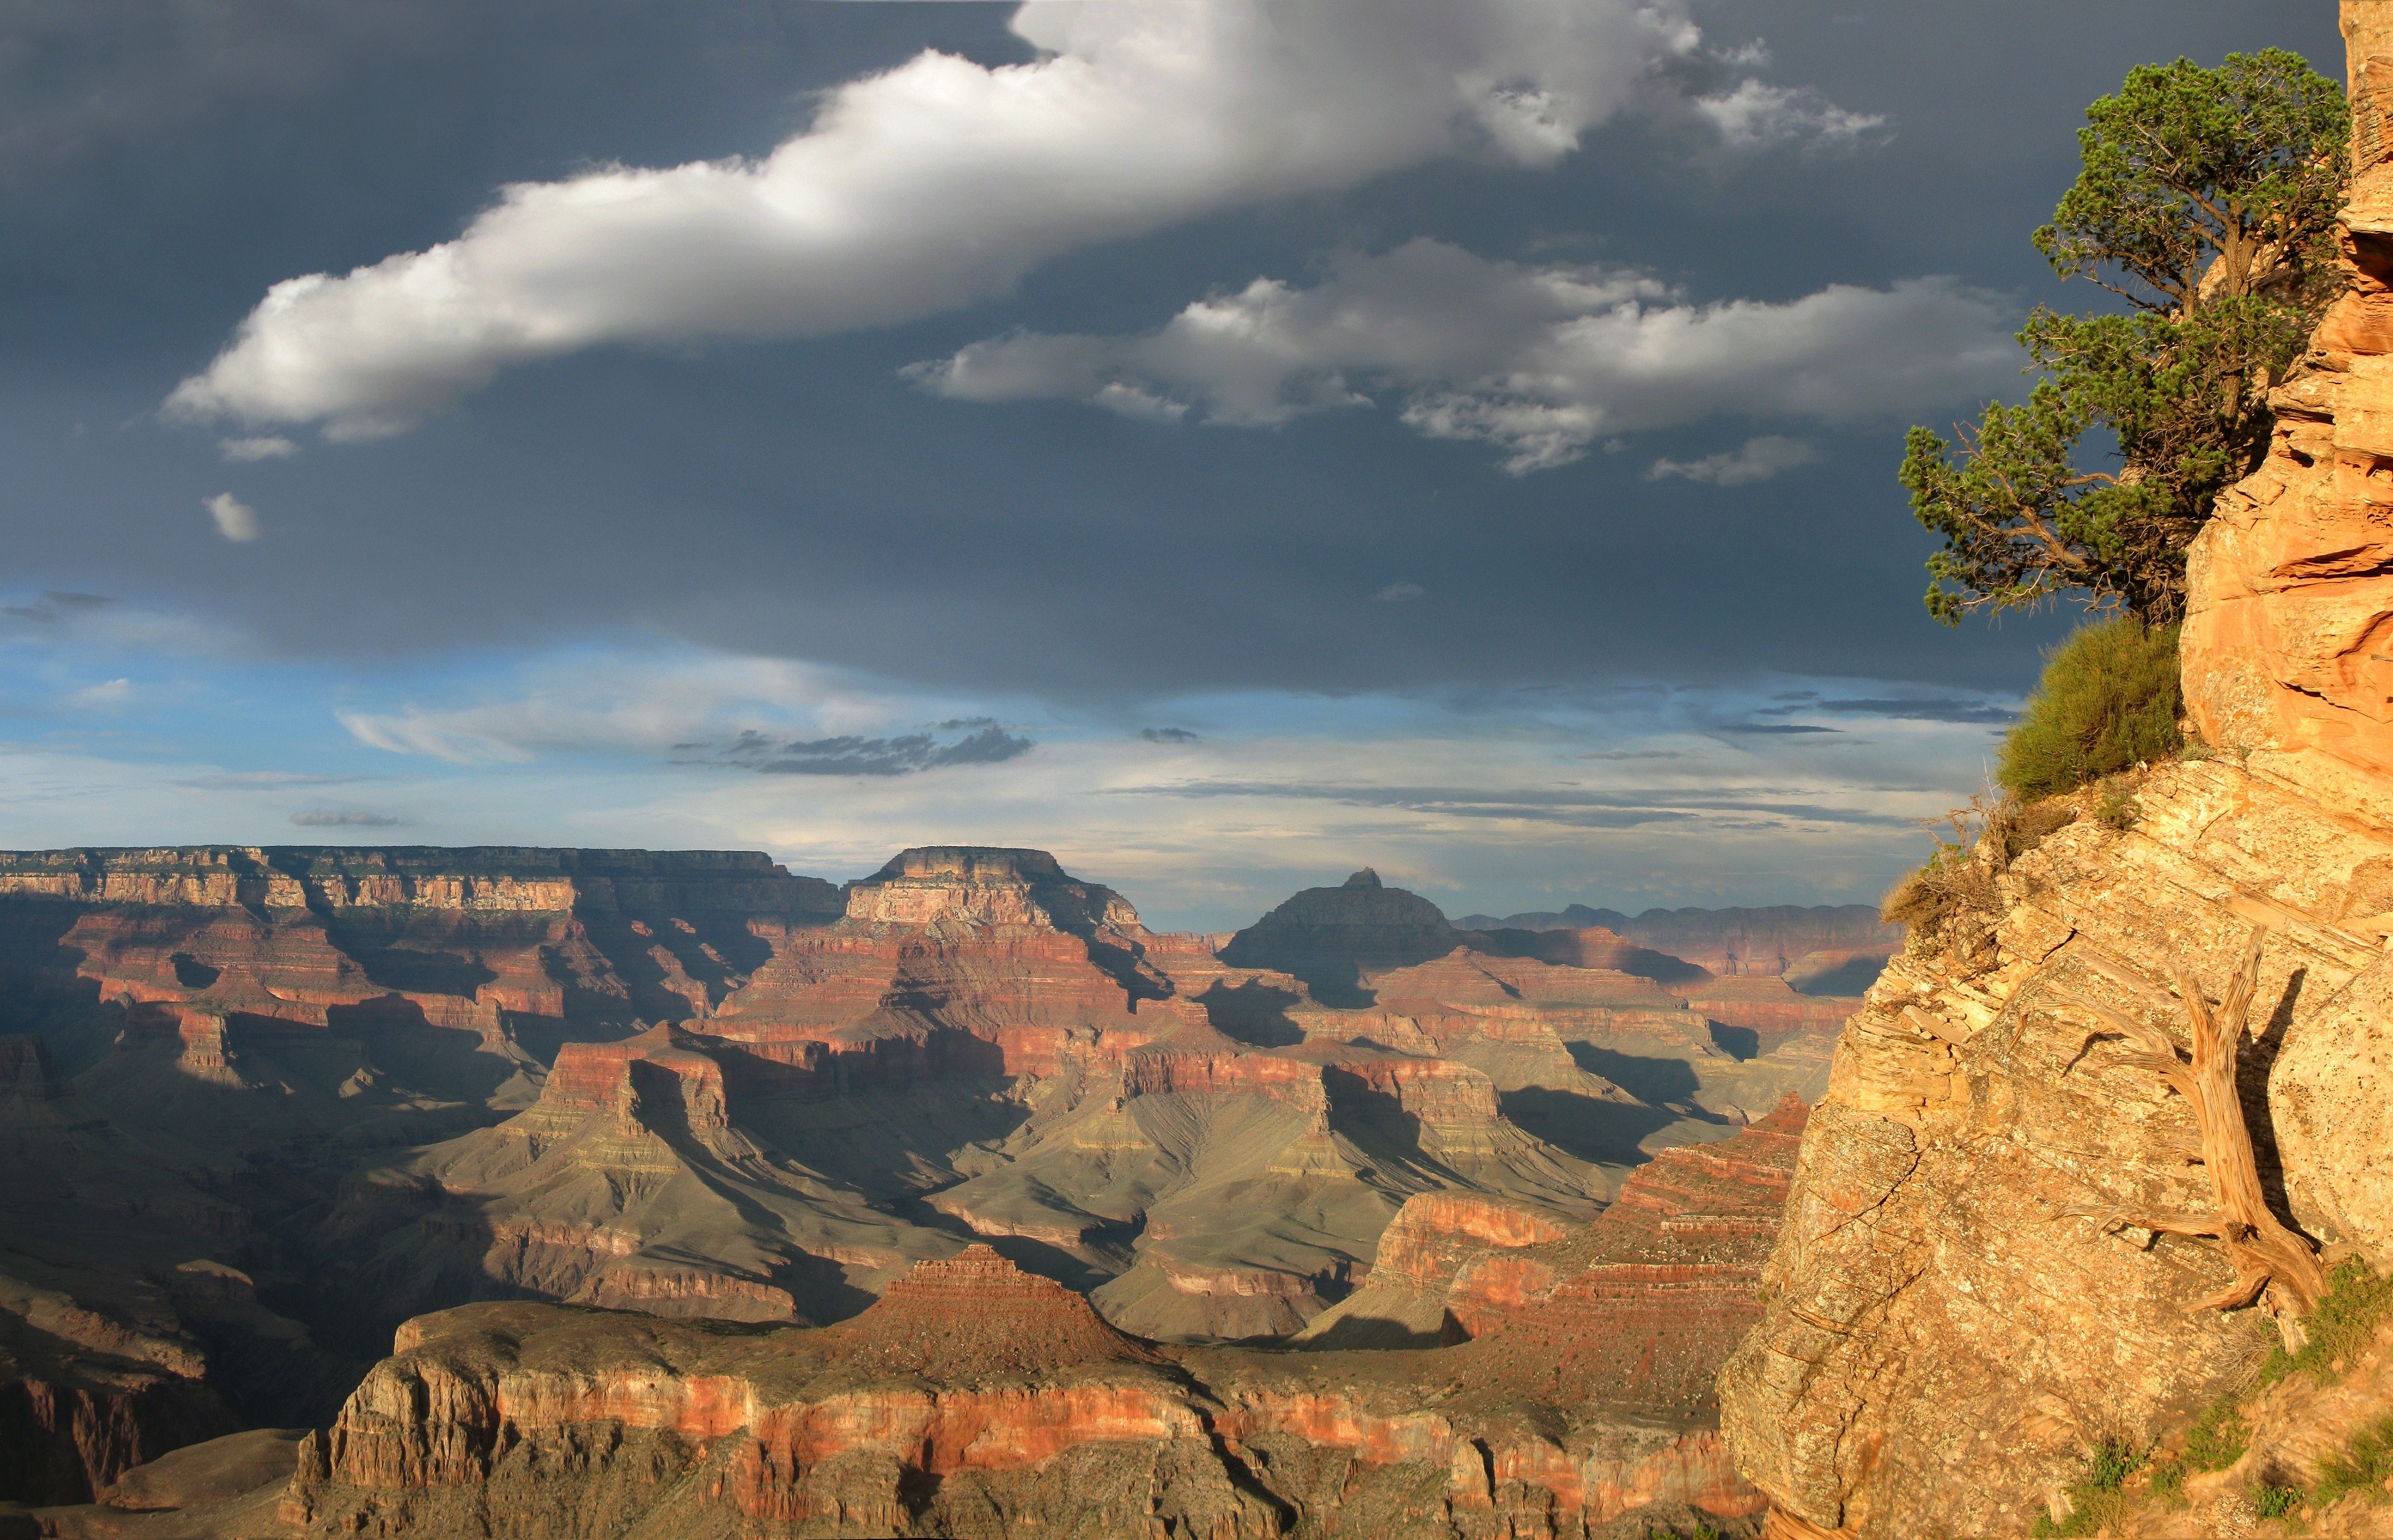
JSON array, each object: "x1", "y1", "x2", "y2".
[{"x1": 0, "y1": 1, "x2": 2342, "y2": 931}]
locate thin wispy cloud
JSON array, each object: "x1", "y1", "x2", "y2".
[
  {"x1": 1112, "y1": 778, "x2": 1918, "y2": 830},
  {"x1": 218, "y1": 435, "x2": 298, "y2": 462},
  {"x1": 1648, "y1": 434, "x2": 1822, "y2": 486},
  {"x1": 757, "y1": 726, "x2": 1034, "y2": 777},
  {"x1": 291, "y1": 806, "x2": 405, "y2": 827}
]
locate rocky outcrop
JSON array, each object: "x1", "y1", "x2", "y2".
[
  {"x1": 281, "y1": 1244, "x2": 1772, "y2": 1538},
  {"x1": 2182, "y1": 14, "x2": 2393, "y2": 829},
  {"x1": 0, "y1": 1268, "x2": 238, "y2": 1505},
  {"x1": 1299, "y1": 1098, "x2": 1806, "y2": 1419},
  {"x1": 1720, "y1": 763, "x2": 2393, "y2": 1536},
  {"x1": 1721, "y1": 13, "x2": 2393, "y2": 1535}
]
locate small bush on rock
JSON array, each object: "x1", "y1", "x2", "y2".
[
  {"x1": 2313, "y1": 1410, "x2": 2393, "y2": 1506},
  {"x1": 2030, "y1": 1437, "x2": 2151, "y2": 1536},
  {"x1": 1997, "y1": 617, "x2": 2184, "y2": 799},
  {"x1": 2094, "y1": 780, "x2": 2142, "y2": 831}
]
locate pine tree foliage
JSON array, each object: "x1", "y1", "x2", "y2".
[{"x1": 1905, "y1": 50, "x2": 2348, "y2": 625}]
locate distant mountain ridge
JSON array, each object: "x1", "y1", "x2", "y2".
[{"x1": 1454, "y1": 902, "x2": 1901, "y2": 988}]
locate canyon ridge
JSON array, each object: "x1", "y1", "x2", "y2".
[{"x1": 0, "y1": 843, "x2": 1888, "y2": 1536}]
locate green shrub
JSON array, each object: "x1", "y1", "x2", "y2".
[
  {"x1": 2094, "y1": 780, "x2": 2142, "y2": 831},
  {"x1": 2030, "y1": 1439, "x2": 2150, "y2": 1536},
  {"x1": 2251, "y1": 1481, "x2": 2301, "y2": 1517},
  {"x1": 1997, "y1": 617, "x2": 2183, "y2": 799},
  {"x1": 2181, "y1": 1396, "x2": 2249, "y2": 1472}
]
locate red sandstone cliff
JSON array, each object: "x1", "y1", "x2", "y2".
[{"x1": 278, "y1": 1244, "x2": 1771, "y2": 1538}]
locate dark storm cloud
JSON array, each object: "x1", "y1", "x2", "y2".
[
  {"x1": 1141, "y1": 727, "x2": 1201, "y2": 744},
  {"x1": 757, "y1": 726, "x2": 1033, "y2": 777},
  {"x1": 0, "y1": 2, "x2": 2338, "y2": 710}
]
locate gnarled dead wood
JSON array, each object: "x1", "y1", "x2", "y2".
[{"x1": 2048, "y1": 927, "x2": 2327, "y2": 1330}]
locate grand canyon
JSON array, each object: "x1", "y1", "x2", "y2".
[
  {"x1": 0, "y1": 842, "x2": 1890, "y2": 1536},
  {"x1": 12, "y1": 2, "x2": 2393, "y2": 1538}
]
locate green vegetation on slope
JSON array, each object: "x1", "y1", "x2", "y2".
[
  {"x1": 1997, "y1": 617, "x2": 2183, "y2": 799},
  {"x1": 2027, "y1": 1264, "x2": 2393, "y2": 1533}
]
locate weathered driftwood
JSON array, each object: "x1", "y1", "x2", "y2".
[{"x1": 2050, "y1": 927, "x2": 2326, "y2": 1332}]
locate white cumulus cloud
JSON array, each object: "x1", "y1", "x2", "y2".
[
  {"x1": 1694, "y1": 79, "x2": 1886, "y2": 151},
  {"x1": 1648, "y1": 435, "x2": 1822, "y2": 486},
  {"x1": 906, "y1": 241, "x2": 2016, "y2": 472},
  {"x1": 162, "y1": 1, "x2": 1879, "y2": 439},
  {"x1": 203, "y1": 492, "x2": 260, "y2": 541}
]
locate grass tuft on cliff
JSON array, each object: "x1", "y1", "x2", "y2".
[
  {"x1": 2030, "y1": 1436, "x2": 2148, "y2": 1537},
  {"x1": 2255, "y1": 1258, "x2": 2393, "y2": 1389},
  {"x1": 2314, "y1": 1410, "x2": 2393, "y2": 1505},
  {"x1": 1997, "y1": 617, "x2": 2182, "y2": 800}
]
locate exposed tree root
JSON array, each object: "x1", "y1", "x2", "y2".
[{"x1": 2048, "y1": 927, "x2": 2326, "y2": 1342}]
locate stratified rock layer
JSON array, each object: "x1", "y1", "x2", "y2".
[
  {"x1": 280, "y1": 1246, "x2": 1770, "y2": 1538},
  {"x1": 0, "y1": 841, "x2": 1854, "y2": 1530},
  {"x1": 1720, "y1": 13, "x2": 2393, "y2": 1535},
  {"x1": 1719, "y1": 762, "x2": 2393, "y2": 1536}
]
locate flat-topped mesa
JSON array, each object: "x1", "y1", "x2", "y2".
[
  {"x1": 0, "y1": 845, "x2": 841, "y2": 917},
  {"x1": 0, "y1": 845, "x2": 847, "y2": 1049},
  {"x1": 824, "y1": 1244, "x2": 1159, "y2": 1378},
  {"x1": 839, "y1": 845, "x2": 1143, "y2": 933}
]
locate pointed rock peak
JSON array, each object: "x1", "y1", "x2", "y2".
[
  {"x1": 1343, "y1": 867, "x2": 1383, "y2": 888},
  {"x1": 0, "y1": 1034, "x2": 62, "y2": 1098}
]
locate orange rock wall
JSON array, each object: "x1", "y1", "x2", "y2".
[{"x1": 2182, "y1": 11, "x2": 2393, "y2": 823}]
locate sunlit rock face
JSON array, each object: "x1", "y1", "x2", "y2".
[
  {"x1": 1723, "y1": 20, "x2": 2393, "y2": 1526},
  {"x1": 281, "y1": 1237, "x2": 1779, "y2": 1538},
  {"x1": 2182, "y1": 10, "x2": 2393, "y2": 827}
]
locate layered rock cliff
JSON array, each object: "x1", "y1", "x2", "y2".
[
  {"x1": 0, "y1": 836, "x2": 1864, "y2": 1529},
  {"x1": 277, "y1": 1242, "x2": 1773, "y2": 1539},
  {"x1": 1720, "y1": 15, "x2": 2393, "y2": 1530}
]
